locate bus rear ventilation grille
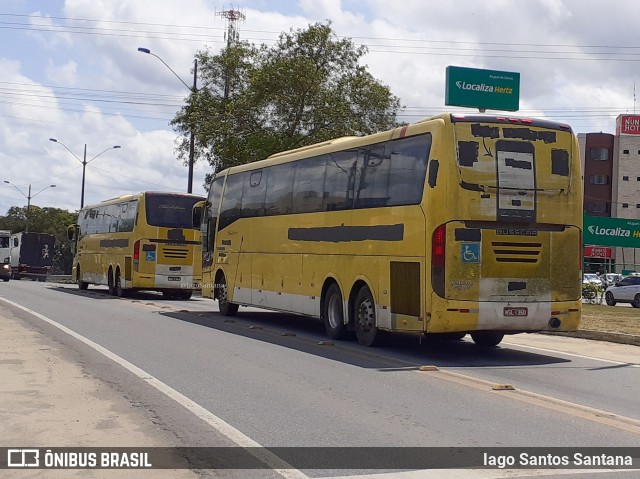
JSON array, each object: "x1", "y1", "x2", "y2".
[{"x1": 491, "y1": 242, "x2": 541, "y2": 264}]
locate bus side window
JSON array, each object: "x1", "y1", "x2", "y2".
[
  {"x1": 219, "y1": 174, "x2": 245, "y2": 231},
  {"x1": 265, "y1": 163, "x2": 294, "y2": 215},
  {"x1": 292, "y1": 156, "x2": 325, "y2": 214}
]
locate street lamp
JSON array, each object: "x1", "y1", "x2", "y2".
[
  {"x1": 137, "y1": 47, "x2": 197, "y2": 194},
  {"x1": 49, "y1": 139, "x2": 121, "y2": 209},
  {"x1": 3, "y1": 181, "x2": 56, "y2": 232}
]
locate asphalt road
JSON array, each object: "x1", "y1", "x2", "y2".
[{"x1": 1, "y1": 280, "x2": 639, "y2": 478}]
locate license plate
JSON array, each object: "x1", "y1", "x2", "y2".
[
  {"x1": 168, "y1": 276, "x2": 181, "y2": 282},
  {"x1": 504, "y1": 307, "x2": 528, "y2": 317}
]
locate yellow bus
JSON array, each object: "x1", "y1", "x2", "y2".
[
  {"x1": 198, "y1": 113, "x2": 583, "y2": 346},
  {"x1": 71, "y1": 191, "x2": 205, "y2": 299}
]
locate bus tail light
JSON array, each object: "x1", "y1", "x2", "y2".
[
  {"x1": 133, "y1": 240, "x2": 140, "y2": 271},
  {"x1": 431, "y1": 224, "x2": 446, "y2": 297}
]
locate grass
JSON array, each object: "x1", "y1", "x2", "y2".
[{"x1": 581, "y1": 303, "x2": 640, "y2": 335}]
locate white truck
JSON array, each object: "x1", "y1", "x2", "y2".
[
  {"x1": 0, "y1": 230, "x2": 10, "y2": 281},
  {"x1": 9, "y1": 232, "x2": 55, "y2": 281}
]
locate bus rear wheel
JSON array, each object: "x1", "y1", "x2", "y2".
[
  {"x1": 470, "y1": 331, "x2": 504, "y2": 347},
  {"x1": 77, "y1": 267, "x2": 88, "y2": 290},
  {"x1": 108, "y1": 268, "x2": 116, "y2": 295},
  {"x1": 115, "y1": 269, "x2": 127, "y2": 297},
  {"x1": 322, "y1": 283, "x2": 347, "y2": 339},
  {"x1": 217, "y1": 274, "x2": 238, "y2": 316},
  {"x1": 354, "y1": 285, "x2": 380, "y2": 347}
]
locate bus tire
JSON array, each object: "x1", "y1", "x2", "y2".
[
  {"x1": 322, "y1": 283, "x2": 347, "y2": 339},
  {"x1": 354, "y1": 285, "x2": 380, "y2": 347},
  {"x1": 115, "y1": 269, "x2": 127, "y2": 297},
  {"x1": 77, "y1": 267, "x2": 89, "y2": 290},
  {"x1": 470, "y1": 332, "x2": 504, "y2": 347},
  {"x1": 177, "y1": 290, "x2": 193, "y2": 300},
  {"x1": 217, "y1": 274, "x2": 238, "y2": 316},
  {"x1": 108, "y1": 268, "x2": 116, "y2": 295}
]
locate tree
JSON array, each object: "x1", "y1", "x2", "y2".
[
  {"x1": 171, "y1": 21, "x2": 402, "y2": 181},
  {"x1": 0, "y1": 205, "x2": 78, "y2": 275}
]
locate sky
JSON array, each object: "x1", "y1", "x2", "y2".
[{"x1": 1, "y1": 0, "x2": 640, "y2": 216}]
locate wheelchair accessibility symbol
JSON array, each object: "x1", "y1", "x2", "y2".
[{"x1": 461, "y1": 242, "x2": 480, "y2": 263}]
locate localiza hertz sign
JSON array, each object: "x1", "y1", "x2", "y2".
[{"x1": 583, "y1": 215, "x2": 640, "y2": 248}]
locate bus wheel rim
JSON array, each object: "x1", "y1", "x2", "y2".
[
  {"x1": 327, "y1": 294, "x2": 342, "y2": 329},
  {"x1": 358, "y1": 298, "x2": 375, "y2": 331}
]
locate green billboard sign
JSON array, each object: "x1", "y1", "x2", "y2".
[
  {"x1": 584, "y1": 215, "x2": 640, "y2": 248},
  {"x1": 445, "y1": 66, "x2": 520, "y2": 112}
]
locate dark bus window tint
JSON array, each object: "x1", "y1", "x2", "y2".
[
  {"x1": 292, "y1": 156, "x2": 325, "y2": 214},
  {"x1": 218, "y1": 173, "x2": 246, "y2": 230},
  {"x1": 265, "y1": 163, "x2": 294, "y2": 215},
  {"x1": 355, "y1": 143, "x2": 391, "y2": 208},
  {"x1": 241, "y1": 170, "x2": 266, "y2": 218},
  {"x1": 118, "y1": 201, "x2": 138, "y2": 232},
  {"x1": 324, "y1": 150, "x2": 358, "y2": 211},
  {"x1": 0, "y1": 236, "x2": 8, "y2": 248},
  {"x1": 145, "y1": 193, "x2": 204, "y2": 228},
  {"x1": 387, "y1": 134, "x2": 431, "y2": 205},
  {"x1": 208, "y1": 176, "x2": 225, "y2": 222}
]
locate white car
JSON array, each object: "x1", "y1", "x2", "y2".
[
  {"x1": 604, "y1": 275, "x2": 640, "y2": 307},
  {"x1": 582, "y1": 273, "x2": 603, "y2": 287},
  {"x1": 602, "y1": 273, "x2": 622, "y2": 287}
]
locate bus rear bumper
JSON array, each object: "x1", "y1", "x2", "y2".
[{"x1": 427, "y1": 297, "x2": 581, "y2": 334}]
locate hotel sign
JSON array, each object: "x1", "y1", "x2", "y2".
[
  {"x1": 584, "y1": 215, "x2": 640, "y2": 247},
  {"x1": 616, "y1": 114, "x2": 640, "y2": 135}
]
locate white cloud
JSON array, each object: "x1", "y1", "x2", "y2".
[{"x1": 1, "y1": 0, "x2": 639, "y2": 215}]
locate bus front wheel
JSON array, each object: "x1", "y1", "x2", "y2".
[
  {"x1": 470, "y1": 331, "x2": 504, "y2": 347},
  {"x1": 322, "y1": 283, "x2": 347, "y2": 339},
  {"x1": 354, "y1": 285, "x2": 380, "y2": 347},
  {"x1": 217, "y1": 274, "x2": 238, "y2": 316}
]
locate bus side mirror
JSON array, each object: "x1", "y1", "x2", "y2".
[
  {"x1": 67, "y1": 225, "x2": 77, "y2": 241},
  {"x1": 192, "y1": 201, "x2": 206, "y2": 229}
]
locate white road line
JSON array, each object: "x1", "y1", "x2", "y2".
[
  {"x1": 502, "y1": 341, "x2": 640, "y2": 368},
  {"x1": 0, "y1": 297, "x2": 308, "y2": 479}
]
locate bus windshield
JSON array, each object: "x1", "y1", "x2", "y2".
[{"x1": 145, "y1": 193, "x2": 202, "y2": 229}]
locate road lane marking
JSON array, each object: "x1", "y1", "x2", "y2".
[
  {"x1": 418, "y1": 368, "x2": 640, "y2": 435},
  {"x1": 0, "y1": 297, "x2": 308, "y2": 479},
  {"x1": 502, "y1": 341, "x2": 640, "y2": 368}
]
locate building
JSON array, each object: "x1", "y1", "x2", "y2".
[{"x1": 578, "y1": 114, "x2": 640, "y2": 273}]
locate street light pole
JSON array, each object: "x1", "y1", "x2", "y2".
[
  {"x1": 49, "y1": 139, "x2": 121, "y2": 209},
  {"x1": 138, "y1": 47, "x2": 197, "y2": 193},
  {"x1": 3, "y1": 181, "x2": 56, "y2": 232}
]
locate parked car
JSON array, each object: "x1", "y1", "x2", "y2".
[
  {"x1": 602, "y1": 273, "x2": 622, "y2": 287},
  {"x1": 582, "y1": 273, "x2": 603, "y2": 287},
  {"x1": 604, "y1": 275, "x2": 640, "y2": 307}
]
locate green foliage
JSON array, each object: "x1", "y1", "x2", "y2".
[
  {"x1": 171, "y1": 21, "x2": 402, "y2": 182},
  {"x1": 0, "y1": 205, "x2": 78, "y2": 274}
]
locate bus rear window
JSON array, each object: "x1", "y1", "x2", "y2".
[{"x1": 145, "y1": 193, "x2": 203, "y2": 229}]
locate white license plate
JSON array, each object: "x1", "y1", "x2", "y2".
[
  {"x1": 504, "y1": 307, "x2": 528, "y2": 317},
  {"x1": 168, "y1": 276, "x2": 181, "y2": 281}
]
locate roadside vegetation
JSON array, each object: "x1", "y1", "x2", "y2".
[{"x1": 581, "y1": 303, "x2": 640, "y2": 335}]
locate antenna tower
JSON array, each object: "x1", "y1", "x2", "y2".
[{"x1": 216, "y1": 8, "x2": 246, "y2": 48}]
